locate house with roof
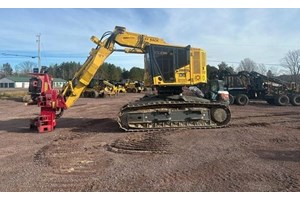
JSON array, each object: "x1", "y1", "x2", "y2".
[{"x1": 0, "y1": 76, "x2": 67, "y2": 89}]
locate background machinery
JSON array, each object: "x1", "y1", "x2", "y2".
[
  {"x1": 223, "y1": 71, "x2": 300, "y2": 106},
  {"x1": 82, "y1": 78, "x2": 125, "y2": 98},
  {"x1": 81, "y1": 78, "x2": 106, "y2": 98},
  {"x1": 124, "y1": 79, "x2": 144, "y2": 93},
  {"x1": 28, "y1": 26, "x2": 231, "y2": 133}
]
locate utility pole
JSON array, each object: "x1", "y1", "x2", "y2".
[{"x1": 36, "y1": 33, "x2": 41, "y2": 71}]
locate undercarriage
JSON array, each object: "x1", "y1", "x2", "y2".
[{"x1": 118, "y1": 94, "x2": 231, "y2": 132}]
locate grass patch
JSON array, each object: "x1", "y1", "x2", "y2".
[{"x1": 0, "y1": 89, "x2": 28, "y2": 101}]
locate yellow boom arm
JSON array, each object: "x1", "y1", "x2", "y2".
[{"x1": 61, "y1": 26, "x2": 166, "y2": 108}]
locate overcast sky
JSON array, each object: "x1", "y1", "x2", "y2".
[{"x1": 0, "y1": 8, "x2": 300, "y2": 73}]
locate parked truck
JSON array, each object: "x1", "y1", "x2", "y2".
[{"x1": 223, "y1": 71, "x2": 300, "y2": 106}]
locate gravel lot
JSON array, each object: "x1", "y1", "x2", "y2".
[{"x1": 0, "y1": 93, "x2": 299, "y2": 191}]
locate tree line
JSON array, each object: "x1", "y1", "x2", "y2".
[
  {"x1": 1, "y1": 49, "x2": 299, "y2": 84},
  {"x1": 0, "y1": 61, "x2": 145, "y2": 82}
]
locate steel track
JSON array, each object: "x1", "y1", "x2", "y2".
[{"x1": 117, "y1": 100, "x2": 231, "y2": 132}]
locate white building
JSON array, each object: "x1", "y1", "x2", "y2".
[{"x1": 0, "y1": 76, "x2": 66, "y2": 89}]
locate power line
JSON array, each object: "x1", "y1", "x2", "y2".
[{"x1": 1, "y1": 53, "x2": 37, "y2": 58}]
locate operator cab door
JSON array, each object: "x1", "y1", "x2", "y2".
[{"x1": 145, "y1": 45, "x2": 190, "y2": 85}]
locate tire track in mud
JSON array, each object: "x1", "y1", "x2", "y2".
[
  {"x1": 158, "y1": 170, "x2": 194, "y2": 187},
  {"x1": 32, "y1": 109, "x2": 300, "y2": 191},
  {"x1": 230, "y1": 108, "x2": 300, "y2": 130},
  {"x1": 184, "y1": 157, "x2": 300, "y2": 191},
  {"x1": 33, "y1": 125, "x2": 173, "y2": 191},
  {"x1": 107, "y1": 132, "x2": 171, "y2": 154},
  {"x1": 238, "y1": 135, "x2": 299, "y2": 149},
  {"x1": 230, "y1": 119, "x2": 300, "y2": 128},
  {"x1": 229, "y1": 122, "x2": 270, "y2": 128},
  {"x1": 254, "y1": 149, "x2": 300, "y2": 162},
  {"x1": 209, "y1": 171, "x2": 300, "y2": 191},
  {"x1": 232, "y1": 111, "x2": 300, "y2": 120},
  {"x1": 150, "y1": 155, "x2": 300, "y2": 191},
  {"x1": 152, "y1": 159, "x2": 238, "y2": 191},
  {"x1": 33, "y1": 132, "x2": 113, "y2": 191},
  {"x1": 269, "y1": 135, "x2": 299, "y2": 144},
  {"x1": 34, "y1": 145, "x2": 51, "y2": 167}
]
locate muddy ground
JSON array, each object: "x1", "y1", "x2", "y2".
[{"x1": 0, "y1": 92, "x2": 299, "y2": 192}]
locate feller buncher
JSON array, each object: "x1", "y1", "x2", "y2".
[
  {"x1": 81, "y1": 78, "x2": 106, "y2": 98},
  {"x1": 82, "y1": 78, "x2": 125, "y2": 98},
  {"x1": 124, "y1": 80, "x2": 144, "y2": 93},
  {"x1": 28, "y1": 26, "x2": 231, "y2": 133}
]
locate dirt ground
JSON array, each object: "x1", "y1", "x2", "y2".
[{"x1": 0, "y1": 92, "x2": 299, "y2": 192}]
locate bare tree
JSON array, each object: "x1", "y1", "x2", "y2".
[
  {"x1": 268, "y1": 66, "x2": 281, "y2": 77},
  {"x1": 237, "y1": 58, "x2": 257, "y2": 72},
  {"x1": 281, "y1": 49, "x2": 300, "y2": 84},
  {"x1": 15, "y1": 61, "x2": 37, "y2": 75},
  {"x1": 257, "y1": 63, "x2": 267, "y2": 75}
]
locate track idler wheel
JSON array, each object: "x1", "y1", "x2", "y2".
[{"x1": 211, "y1": 107, "x2": 231, "y2": 126}]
